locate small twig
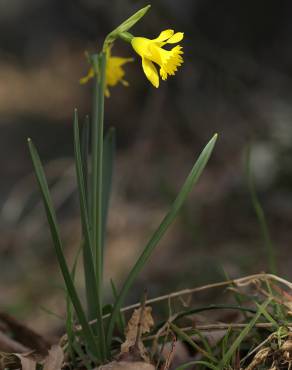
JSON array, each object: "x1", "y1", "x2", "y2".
[
  {"x1": 153, "y1": 296, "x2": 177, "y2": 368},
  {"x1": 155, "y1": 323, "x2": 171, "y2": 370},
  {"x1": 152, "y1": 313, "x2": 179, "y2": 366},
  {"x1": 145, "y1": 323, "x2": 292, "y2": 342},
  {"x1": 93, "y1": 274, "x2": 292, "y2": 324},
  {"x1": 134, "y1": 290, "x2": 147, "y2": 351},
  {"x1": 177, "y1": 322, "x2": 285, "y2": 332},
  {"x1": 240, "y1": 332, "x2": 274, "y2": 364},
  {"x1": 76, "y1": 274, "x2": 291, "y2": 332},
  {"x1": 162, "y1": 332, "x2": 177, "y2": 370}
]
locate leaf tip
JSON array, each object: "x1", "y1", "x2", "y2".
[
  {"x1": 27, "y1": 138, "x2": 33, "y2": 148},
  {"x1": 211, "y1": 133, "x2": 218, "y2": 145},
  {"x1": 142, "y1": 4, "x2": 151, "y2": 16}
]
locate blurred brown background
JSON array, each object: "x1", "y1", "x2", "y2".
[{"x1": 1, "y1": 0, "x2": 292, "y2": 335}]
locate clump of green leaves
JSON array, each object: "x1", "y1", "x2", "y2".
[
  {"x1": 145, "y1": 275, "x2": 291, "y2": 370},
  {"x1": 28, "y1": 5, "x2": 217, "y2": 366}
]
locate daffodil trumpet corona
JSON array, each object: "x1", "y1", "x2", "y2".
[{"x1": 131, "y1": 29, "x2": 184, "y2": 88}]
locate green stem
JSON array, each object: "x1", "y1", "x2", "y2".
[
  {"x1": 91, "y1": 52, "x2": 107, "y2": 360},
  {"x1": 118, "y1": 31, "x2": 134, "y2": 43}
]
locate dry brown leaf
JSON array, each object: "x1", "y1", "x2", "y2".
[
  {"x1": 282, "y1": 340, "x2": 292, "y2": 352},
  {"x1": 43, "y1": 345, "x2": 64, "y2": 370},
  {"x1": 162, "y1": 333, "x2": 177, "y2": 370},
  {"x1": 0, "y1": 331, "x2": 30, "y2": 353},
  {"x1": 120, "y1": 306, "x2": 154, "y2": 362},
  {"x1": 0, "y1": 352, "x2": 20, "y2": 370},
  {"x1": 245, "y1": 346, "x2": 271, "y2": 370},
  {"x1": 161, "y1": 341, "x2": 190, "y2": 370},
  {"x1": 0, "y1": 313, "x2": 49, "y2": 355},
  {"x1": 0, "y1": 352, "x2": 37, "y2": 370},
  {"x1": 15, "y1": 353, "x2": 37, "y2": 370},
  {"x1": 98, "y1": 360, "x2": 155, "y2": 370}
]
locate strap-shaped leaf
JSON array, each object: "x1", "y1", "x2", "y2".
[
  {"x1": 73, "y1": 109, "x2": 106, "y2": 357},
  {"x1": 28, "y1": 138, "x2": 100, "y2": 360},
  {"x1": 102, "y1": 128, "x2": 115, "y2": 252},
  {"x1": 219, "y1": 299, "x2": 271, "y2": 368},
  {"x1": 90, "y1": 53, "x2": 107, "y2": 359},
  {"x1": 81, "y1": 115, "x2": 90, "y2": 210},
  {"x1": 106, "y1": 133, "x2": 218, "y2": 346}
]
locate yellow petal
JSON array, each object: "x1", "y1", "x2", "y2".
[
  {"x1": 79, "y1": 67, "x2": 94, "y2": 84},
  {"x1": 167, "y1": 32, "x2": 184, "y2": 44},
  {"x1": 131, "y1": 37, "x2": 151, "y2": 58},
  {"x1": 148, "y1": 43, "x2": 163, "y2": 66},
  {"x1": 154, "y1": 29, "x2": 174, "y2": 42},
  {"x1": 142, "y1": 58, "x2": 159, "y2": 88},
  {"x1": 121, "y1": 79, "x2": 129, "y2": 86},
  {"x1": 110, "y1": 57, "x2": 134, "y2": 67},
  {"x1": 160, "y1": 67, "x2": 168, "y2": 80}
]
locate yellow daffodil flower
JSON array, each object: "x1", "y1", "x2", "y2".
[
  {"x1": 131, "y1": 29, "x2": 184, "y2": 88},
  {"x1": 80, "y1": 55, "x2": 133, "y2": 97}
]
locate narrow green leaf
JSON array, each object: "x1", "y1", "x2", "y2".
[
  {"x1": 254, "y1": 300, "x2": 277, "y2": 327},
  {"x1": 81, "y1": 115, "x2": 90, "y2": 210},
  {"x1": 66, "y1": 244, "x2": 82, "y2": 364},
  {"x1": 91, "y1": 53, "x2": 106, "y2": 276},
  {"x1": 110, "y1": 279, "x2": 125, "y2": 334},
  {"x1": 72, "y1": 340, "x2": 92, "y2": 370},
  {"x1": 73, "y1": 110, "x2": 106, "y2": 353},
  {"x1": 102, "y1": 128, "x2": 115, "y2": 251},
  {"x1": 27, "y1": 138, "x2": 100, "y2": 360},
  {"x1": 90, "y1": 52, "x2": 107, "y2": 360},
  {"x1": 154, "y1": 304, "x2": 256, "y2": 333},
  {"x1": 81, "y1": 114, "x2": 96, "y2": 320},
  {"x1": 106, "y1": 134, "x2": 218, "y2": 346},
  {"x1": 221, "y1": 327, "x2": 232, "y2": 358},
  {"x1": 219, "y1": 299, "x2": 271, "y2": 369},
  {"x1": 74, "y1": 111, "x2": 101, "y2": 315},
  {"x1": 170, "y1": 323, "x2": 218, "y2": 363}
]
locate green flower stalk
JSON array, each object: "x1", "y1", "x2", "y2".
[
  {"x1": 83, "y1": 4, "x2": 152, "y2": 360},
  {"x1": 90, "y1": 52, "x2": 107, "y2": 360}
]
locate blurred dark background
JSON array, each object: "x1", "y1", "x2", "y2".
[{"x1": 1, "y1": 0, "x2": 292, "y2": 334}]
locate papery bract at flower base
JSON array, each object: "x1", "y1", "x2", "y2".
[
  {"x1": 80, "y1": 55, "x2": 133, "y2": 97},
  {"x1": 103, "y1": 5, "x2": 151, "y2": 49},
  {"x1": 131, "y1": 29, "x2": 184, "y2": 88}
]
